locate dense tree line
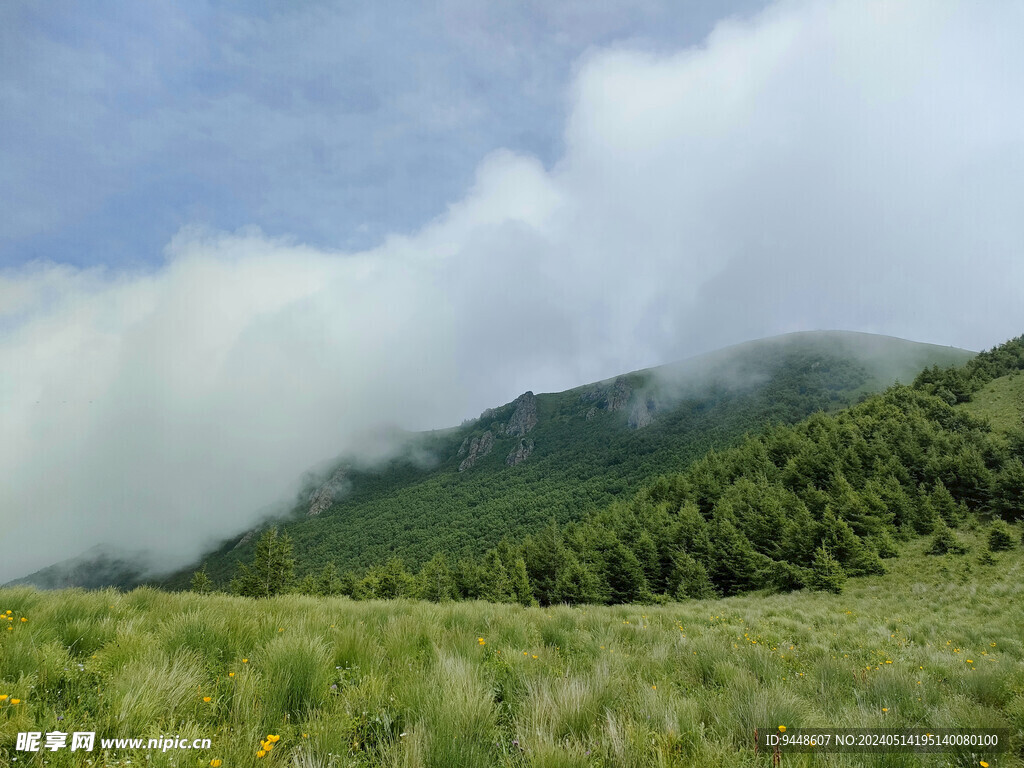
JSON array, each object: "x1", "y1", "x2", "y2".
[
  {"x1": 915, "y1": 335, "x2": 1024, "y2": 403},
  {"x1": 220, "y1": 336, "x2": 1024, "y2": 603}
]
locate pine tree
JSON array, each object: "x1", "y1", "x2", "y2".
[
  {"x1": 820, "y1": 507, "x2": 884, "y2": 576},
  {"x1": 416, "y1": 553, "x2": 456, "y2": 602},
  {"x1": 601, "y1": 541, "x2": 650, "y2": 603},
  {"x1": 552, "y1": 551, "x2": 606, "y2": 605},
  {"x1": 479, "y1": 549, "x2": 514, "y2": 602},
  {"x1": 316, "y1": 562, "x2": 343, "y2": 596},
  {"x1": 190, "y1": 566, "x2": 213, "y2": 594},
  {"x1": 705, "y1": 512, "x2": 761, "y2": 595},
  {"x1": 373, "y1": 558, "x2": 415, "y2": 599},
  {"x1": 231, "y1": 528, "x2": 296, "y2": 598},
  {"x1": 522, "y1": 521, "x2": 566, "y2": 605},
  {"x1": 987, "y1": 520, "x2": 1015, "y2": 552},
  {"x1": 994, "y1": 458, "x2": 1024, "y2": 521},
  {"x1": 669, "y1": 550, "x2": 715, "y2": 600},
  {"x1": 925, "y1": 520, "x2": 967, "y2": 556},
  {"x1": 509, "y1": 556, "x2": 536, "y2": 606},
  {"x1": 806, "y1": 546, "x2": 845, "y2": 593},
  {"x1": 929, "y1": 481, "x2": 963, "y2": 528}
]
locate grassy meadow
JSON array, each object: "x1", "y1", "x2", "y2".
[{"x1": 3, "y1": 534, "x2": 1023, "y2": 768}]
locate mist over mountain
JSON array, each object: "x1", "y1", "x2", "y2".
[
  {"x1": 3, "y1": 1, "x2": 1023, "y2": 585},
  {"x1": 11, "y1": 330, "x2": 971, "y2": 590}
]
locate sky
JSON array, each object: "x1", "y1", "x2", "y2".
[{"x1": 2, "y1": 0, "x2": 1023, "y2": 581}]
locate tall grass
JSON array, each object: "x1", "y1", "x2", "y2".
[{"x1": 1, "y1": 533, "x2": 1022, "y2": 766}]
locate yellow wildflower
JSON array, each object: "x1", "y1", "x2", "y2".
[
  {"x1": 210, "y1": 761, "x2": 223, "y2": 767},
  {"x1": 778, "y1": 726, "x2": 786, "y2": 733},
  {"x1": 203, "y1": 696, "x2": 212, "y2": 703},
  {"x1": 256, "y1": 749, "x2": 266, "y2": 758},
  {"x1": 11, "y1": 699, "x2": 21, "y2": 705}
]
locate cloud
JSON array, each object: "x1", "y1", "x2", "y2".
[{"x1": 2, "y1": 0, "x2": 1023, "y2": 580}]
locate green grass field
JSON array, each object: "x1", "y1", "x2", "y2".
[
  {"x1": 2, "y1": 532, "x2": 1022, "y2": 767},
  {"x1": 963, "y1": 372, "x2": 1024, "y2": 442}
]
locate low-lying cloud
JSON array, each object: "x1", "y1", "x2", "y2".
[{"x1": 2, "y1": 0, "x2": 1023, "y2": 581}]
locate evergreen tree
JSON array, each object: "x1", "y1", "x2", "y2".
[
  {"x1": 416, "y1": 553, "x2": 456, "y2": 602},
  {"x1": 190, "y1": 567, "x2": 213, "y2": 594},
  {"x1": 231, "y1": 528, "x2": 296, "y2": 598},
  {"x1": 806, "y1": 546, "x2": 846, "y2": 594},
  {"x1": 925, "y1": 521, "x2": 968, "y2": 555},
  {"x1": 632, "y1": 530, "x2": 661, "y2": 590},
  {"x1": 600, "y1": 542, "x2": 650, "y2": 603},
  {"x1": 552, "y1": 551, "x2": 606, "y2": 604},
  {"x1": 820, "y1": 508, "x2": 884, "y2": 576},
  {"x1": 509, "y1": 556, "x2": 536, "y2": 606},
  {"x1": 929, "y1": 481, "x2": 964, "y2": 528},
  {"x1": 994, "y1": 458, "x2": 1024, "y2": 521},
  {"x1": 669, "y1": 550, "x2": 716, "y2": 600},
  {"x1": 705, "y1": 512, "x2": 763, "y2": 595},
  {"x1": 479, "y1": 549, "x2": 514, "y2": 602},
  {"x1": 453, "y1": 557, "x2": 484, "y2": 600},
  {"x1": 373, "y1": 557, "x2": 415, "y2": 599},
  {"x1": 522, "y1": 521, "x2": 566, "y2": 605},
  {"x1": 316, "y1": 562, "x2": 343, "y2": 596},
  {"x1": 911, "y1": 483, "x2": 938, "y2": 534},
  {"x1": 296, "y1": 573, "x2": 318, "y2": 595},
  {"x1": 987, "y1": 520, "x2": 1016, "y2": 552}
]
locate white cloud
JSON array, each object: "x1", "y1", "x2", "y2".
[{"x1": 2, "y1": 0, "x2": 1023, "y2": 580}]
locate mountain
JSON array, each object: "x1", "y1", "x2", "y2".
[
  {"x1": 153, "y1": 330, "x2": 971, "y2": 590},
  {"x1": 3, "y1": 545, "x2": 155, "y2": 591},
  {"x1": 10, "y1": 331, "x2": 972, "y2": 591}
]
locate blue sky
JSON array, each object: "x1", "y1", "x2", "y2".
[
  {"x1": 1, "y1": 0, "x2": 764, "y2": 268},
  {"x1": 2, "y1": 0, "x2": 1024, "y2": 579}
]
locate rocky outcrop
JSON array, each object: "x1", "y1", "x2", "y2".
[
  {"x1": 458, "y1": 430, "x2": 494, "y2": 471},
  {"x1": 505, "y1": 439, "x2": 535, "y2": 466},
  {"x1": 579, "y1": 377, "x2": 632, "y2": 414},
  {"x1": 232, "y1": 529, "x2": 257, "y2": 551},
  {"x1": 308, "y1": 466, "x2": 349, "y2": 516},
  {"x1": 506, "y1": 392, "x2": 538, "y2": 437},
  {"x1": 628, "y1": 398, "x2": 655, "y2": 429},
  {"x1": 457, "y1": 437, "x2": 470, "y2": 457},
  {"x1": 607, "y1": 377, "x2": 632, "y2": 412}
]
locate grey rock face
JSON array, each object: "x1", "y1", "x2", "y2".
[
  {"x1": 457, "y1": 437, "x2": 470, "y2": 457},
  {"x1": 505, "y1": 438, "x2": 535, "y2": 466},
  {"x1": 628, "y1": 398, "x2": 654, "y2": 429},
  {"x1": 506, "y1": 391, "x2": 538, "y2": 437},
  {"x1": 458, "y1": 430, "x2": 494, "y2": 471},
  {"x1": 579, "y1": 377, "x2": 632, "y2": 413},
  {"x1": 607, "y1": 377, "x2": 632, "y2": 412},
  {"x1": 308, "y1": 466, "x2": 349, "y2": 516},
  {"x1": 232, "y1": 529, "x2": 257, "y2": 550}
]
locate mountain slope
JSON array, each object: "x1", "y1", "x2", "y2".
[{"x1": 160, "y1": 331, "x2": 971, "y2": 589}]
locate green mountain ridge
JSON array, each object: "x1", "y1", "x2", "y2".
[
  {"x1": 9, "y1": 330, "x2": 973, "y2": 592},
  {"x1": 160, "y1": 330, "x2": 971, "y2": 591}
]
